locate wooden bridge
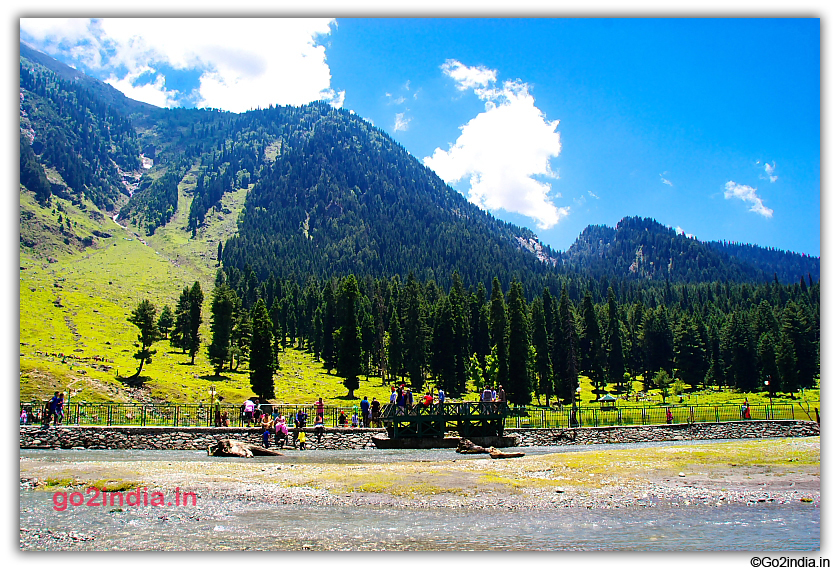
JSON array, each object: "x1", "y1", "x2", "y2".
[{"x1": 379, "y1": 401, "x2": 519, "y2": 439}]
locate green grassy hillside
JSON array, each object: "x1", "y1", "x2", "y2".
[{"x1": 19, "y1": 183, "x2": 395, "y2": 407}]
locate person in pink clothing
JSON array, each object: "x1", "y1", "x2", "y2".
[{"x1": 314, "y1": 397, "x2": 325, "y2": 421}]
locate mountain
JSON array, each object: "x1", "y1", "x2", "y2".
[
  {"x1": 19, "y1": 43, "x2": 818, "y2": 292},
  {"x1": 562, "y1": 216, "x2": 819, "y2": 285}
]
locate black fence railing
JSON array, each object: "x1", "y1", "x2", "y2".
[{"x1": 19, "y1": 401, "x2": 810, "y2": 429}]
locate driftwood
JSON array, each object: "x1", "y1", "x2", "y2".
[
  {"x1": 456, "y1": 439, "x2": 524, "y2": 459},
  {"x1": 486, "y1": 446, "x2": 525, "y2": 459},
  {"x1": 208, "y1": 439, "x2": 283, "y2": 458}
]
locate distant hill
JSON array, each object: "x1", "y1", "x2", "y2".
[
  {"x1": 562, "y1": 216, "x2": 819, "y2": 284},
  {"x1": 19, "y1": 42, "x2": 818, "y2": 291}
]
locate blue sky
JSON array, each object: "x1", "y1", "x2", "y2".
[{"x1": 19, "y1": 17, "x2": 821, "y2": 257}]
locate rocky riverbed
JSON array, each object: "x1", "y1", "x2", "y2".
[{"x1": 19, "y1": 437, "x2": 820, "y2": 550}]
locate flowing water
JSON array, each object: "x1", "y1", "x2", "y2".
[{"x1": 19, "y1": 443, "x2": 820, "y2": 551}]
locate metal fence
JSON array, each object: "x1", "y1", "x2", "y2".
[{"x1": 19, "y1": 400, "x2": 817, "y2": 429}]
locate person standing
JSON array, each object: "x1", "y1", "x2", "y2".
[
  {"x1": 214, "y1": 396, "x2": 223, "y2": 427},
  {"x1": 243, "y1": 398, "x2": 255, "y2": 426},
  {"x1": 314, "y1": 415, "x2": 325, "y2": 443},
  {"x1": 360, "y1": 397, "x2": 370, "y2": 428},
  {"x1": 389, "y1": 387, "x2": 397, "y2": 405},
  {"x1": 371, "y1": 398, "x2": 381, "y2": 427},
  {"x1": 275, "y1": 416, "x2": 289, "y2": 447},
  {"x1": 314, "y1": 397, "x2": 325, "y2": 421},
  {"x1": 53, "y1": 392, "x2": 65, "y2": 426}
]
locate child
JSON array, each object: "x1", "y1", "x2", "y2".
[
  {"x1": 297, "y1": 430, "x2": 306, "y2": 450},
  {"x1": 262, "y1": 427, "x2": 271, "y2": 447},
  {"x1": 351, "y1": 412, "x2": 359, "y2": 427}
]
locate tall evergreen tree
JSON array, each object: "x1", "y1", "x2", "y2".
[
  {"x1": 489, "y1": 277, "x2": 509, "y2": 388},
  {"x1": 554, "y1": 286, "x2": 579, "y2": 404},
  {"x1": 579, "y1": 292, "x2": 606, "y2": 395},
  {"x1": 127, "y1": 299, "x2": 160, "y2": 379},
  {"x1": 207, "y1": 283, "x2": 236, "y2": 374},
  {"x1": 402, "y1": 274, "x2": 426, "y2": 390},
  {"x1": 673, "y1": 314, "x2": 706, "y2": 387},
  {"x1": 249, "y1": 298, "x2": 276, "y2": 401},
  {"x1": 507, "y1": 279, "x2": 531, "y2": 405},
  {"x1": 531, "y1": 300, "x2": 552, "y2": 406},
  {"x1": 605, "y1": 287, "x2": 626, "y2": 391},
  {"x1": 321, "y1": 281, "x2": 337, "y2": 373},
  {"x1": 170, "y1": 286, "x2": 191, "y2": 354},
  {"x1": 336, "y1": 275, "x2": 363, "y2": 397},
  {"x1": 186, "y1": 282, "x2": 204, "y2": 364},
  {"x1": 156, "y1": 305, "x2": 174, "y2": 340},
  {"x1": 386, "y1": 306, "x2": 404, "y2": 381}
]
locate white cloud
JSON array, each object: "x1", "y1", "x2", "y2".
[
  {"x1": 724, "y1": 181, "x2": 774, "y2": 218},
  {"x1": 425, "y1": 61, "x2": 566, "y2": 230},
  {"x1": 105, "y1": 66, "x2": 178, "y2": 108},
  {"x1": 660, "y1": 171, "x2": 673, "y2": 186},
  {"x1": 588, "y1": 190, "x2": 600, "y2": 200},
  {"x1": 394, "y1": 112, "x2": 411, "y2": 132},
  {"x1": 764, "y1": 161, "x2": 778, "y2": 182},
  {"x1": 20, "y1": 18, "x2": 340, "y2": 112},
  {"x1": 440, "y1": 59, "x2": 497, "y2": 92}
]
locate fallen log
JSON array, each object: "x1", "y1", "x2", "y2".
[
  {"x1": 456, "y1": 439, "x2": 487, "y2": 454},
  {"x1": 208, "y1": 439, "x2": 283, "y2": 458},
  {"x1": 487, "y1": 446, "x2": 525, "y2": 459}
]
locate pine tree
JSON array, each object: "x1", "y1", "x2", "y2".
[
  {"x1": 170, "y1": 287, "x2": 191, "y2": 354},
  {"x1": 489, "y1": 277, "x2": 509, "y2": 387},
  {"x1": 187, "y1": 282, "x2": 204, "y2": 365},
  {"x1": 156, "y1": 305, "x2": 174, "y2": 340},
  {"x1": 127, "y1": 299, "x2": 160, "y2": 379},
  {"x1": 249, "y1": 298, "x2": 276, "y2": 401},
  {"x1": 402, "y1": 274, "x2": 426, "y2": 390},
  {"x1": 605, "y1": 287, "x2": 626, "y2": 391},
  {"x1": 336, "y1": 275, "x2": 363, "y2": 397},
  {"x1": 580, "y1": 292, "x2": 606, "y2": 395},
  {"x1": 531, "y1": 300, "x2": 552, "y2": 406},
  {"x1": 321, "y1": 281, "x2": 337, "y2": 373},
  {"x1": 207, "y1": 284, "x2": 236, "y2": 374},
  {"x1": 507, "y1": 279, "x2": 531, "y2": 405},
  {"x1": 386, "y1": 306, "x2": 404, "y2": 381},
  {"x1": 554, "y1": 286, "x2": 579, "y2": 404},
  {"x1": 673, "y1": 314, "x2": 706, "y2": 387}
]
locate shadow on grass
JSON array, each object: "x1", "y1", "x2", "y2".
[
  {"x1": 116, "y1": 374, "x2": 150, "y2": 388},
  {"x1": 200, "y1": 374, "x2": 231, "y2": 382},
  {"x1": 334, "y1": 394, "x2": 359, "y2": 401}
]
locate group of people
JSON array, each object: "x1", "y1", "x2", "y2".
[
  {"x1": 389, "y1": 384, "x2": 449, "y2": 413},
  {"x1": 23, "y1": 392, "x2": 66, "y2": 426}
]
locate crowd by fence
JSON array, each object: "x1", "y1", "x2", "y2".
[{"x1": 18, "y1": 399, "x2": 818, "y2": 429}]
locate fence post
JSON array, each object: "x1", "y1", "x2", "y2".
[
  {"x1": 174, "y1": 406, "x2": 179, "y2": 427},
  {"x1": 715, "y1": 405, "x2": 720, "y2": 423},
  {"x1": 107, "y1": 405, "x2": 112, "y2": 426},
  {"x1": 142, "y1": 405, "x2": 146, "y2": 426}
]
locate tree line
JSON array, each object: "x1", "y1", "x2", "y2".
[{"x1": 127, "y1": 268, "x2": 819, "y2": 405}]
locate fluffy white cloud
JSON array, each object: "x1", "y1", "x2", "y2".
[
  {"x1": 724, "y1": 181, "x2": 774, "y2": 218},
  {"x1": 660, "y1": 172, "x2": 673, "y2": 186},
  {"x1": 394, "y1": 112, "x2": 410, "y2": 132},
  {"x1": 425, "y1": 61, "x2": 566, "y2": 230},
  {"x1": 764, "y1": 161, "x2": 778, "y2": 182},
  {"x1": 441, "y1": 59, "x2": 497, "y2": 91},
  {"x1": 20, "y1": 18, "x2": 340, "y2": 112}
]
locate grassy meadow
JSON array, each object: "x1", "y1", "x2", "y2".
[{"x1": 19, "y1": 185, "x2": 820, "y2": 412}]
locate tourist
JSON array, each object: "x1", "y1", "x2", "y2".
[
  {"x1": 220, "y1": 411, "x2": 230, "y2": 427},
  {"x1": 497, "y1": 385, "x2": 506, "y2": 405},
  {"x1": 314, "y1": 397, "x2": 325, "y2": 420},
  {"x1": 243, "y1": 398, "x2": 255, "y2": 426},
  {"x1": 360, "y1": 397, "x2": 370, "y2": 428},
  {"x1": 396, "y1": 387, "x2": 406, "y2": 413},
  {"x1": 405, "y1": 387, "x2": 414, "y2": 412},
  {"x1": 253, "y1": 399, "x2": 262, "y2": 423},
  {"x1": 20, "y1": 409, "x2": 27, "y2": 425},
  {"x1": 437, "y1": 386, "x2": 446, "y2": 412},
  {"x1": 370, "y1": 398, "x2": 381, "y2": 427},
  {"x1": 481, "y1": 386, "x2": 493, "y2": 414},
  {"x1": 260, "y1": 412, "x2": 273, "y2": 433},
  {"x1": 275, "y1": 416, "x2": 289, "y2": 447},
  {"x1": 666, "y1": 408, "x2": 673, "y2": 424},
  {"x1": 338, "y1": 411, "x2": 348, "y2": 427},
  {"x1": 296, "y1": 408, "x2": 308, "y2": 428},
  {"x1": 351, "y1": 412, "x2": 359, "y2": 427},
  {"x1": 53, "y1": 392, "x2": 65, "y2": 426},
  {"x1": 389, "y1": 386, "x2": 397, "y2": 405},
  {"x1": 297, "y1": 430, "x2": 307, "y2": 450},
  {"x1": 262, "y1": 425, "x2": 271, "y2": 447},
  {"x1": 214, "y1": 396, "x2": 223, "y2": 427},
  {"x1": 422, "y1": 392, "x2": 433, "y2": 407},
  {"x1": 314, "y1": 415, "x2": 325, "y2": 443},
  {"x1": 45, "y1": 391, "x2": 58, "y2": 427}
]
